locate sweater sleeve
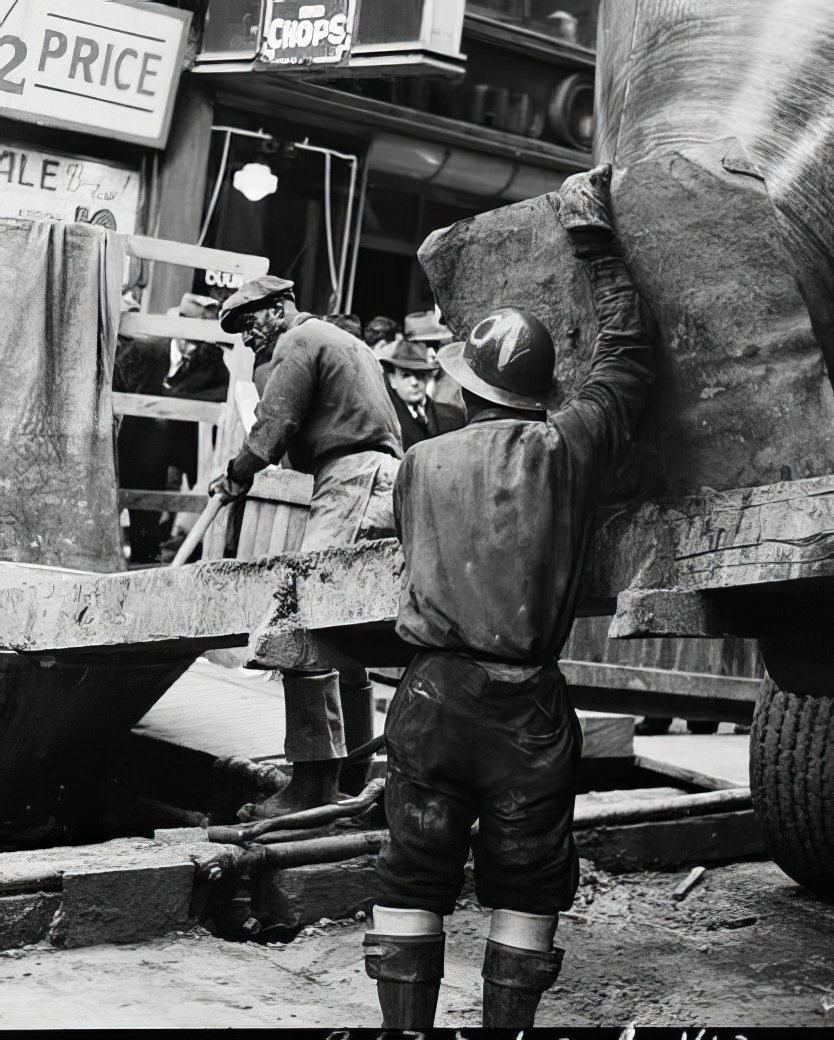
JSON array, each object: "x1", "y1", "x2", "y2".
[
  {"x1": 243, "y1": 331, "x2": 317, "y2": 464},
  {"x1": 551, "y1": 245, "x2": 656, "y2": 472}
]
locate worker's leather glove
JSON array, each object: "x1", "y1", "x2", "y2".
[
  {"x1": 556, "y1": 163, "x2": 613, "y2": 232},
  {"x1": 208, "y1": 461, "x2": 252, "y2": 504}
]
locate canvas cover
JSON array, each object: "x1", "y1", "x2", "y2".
[{"x1": 0, "y1": 218, "x2": 124, "y2": 570}]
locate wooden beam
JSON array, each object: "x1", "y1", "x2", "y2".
[
  {"x1": 118, "y1": 490, "x2": 207, "y2": 514},
  {"x1": 113, "y1": 393, "x2": 225, "y2": 425},
  {"x1": 128, "y1": 236, "x2": 268, "y2": 281},
  {"x1": 119, "y1": 314, "x2": 240, "y2": 346},
  {"x1": 574, "y1": 809, "x2": 765, "y2": 872}
]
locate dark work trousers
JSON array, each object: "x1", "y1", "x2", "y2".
[{"x1": 376, "y1": 651, "x2": 583, "y2": 916}]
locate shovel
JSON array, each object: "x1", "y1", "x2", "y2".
[{"x1": 169, "y1": 494, "x2": 226, "y2": 568}]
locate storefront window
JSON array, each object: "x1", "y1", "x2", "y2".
[
  {"x1": 467, "y1": 0, "x2": 599, "y2": 51},
  {"x1": 203, "y1": 0, "x2": 262, "y2": 54}
]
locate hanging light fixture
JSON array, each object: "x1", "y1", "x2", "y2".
[{"x1": 233, "y1": 162, "x2": 279, "y2": 202}]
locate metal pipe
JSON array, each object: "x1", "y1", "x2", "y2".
[{"x1": 344, "y1": 156, "x2": 370, "y2": 313}]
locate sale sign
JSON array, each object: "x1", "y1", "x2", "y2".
[
  {"x1": 258, "y1": 0, "x2": 360, "y2": 69},
  {"x1": 0, "y1": 0, "x2": 191, "y2": 148}
]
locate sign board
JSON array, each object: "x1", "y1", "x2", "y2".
[
  {"x1": 257, "y1": 0, "x2": 360, "y2": 68},
  {"x1": 0, "y1": 0, "x2": 191, "y2": 148},
  {"x1": 0, "y1": 143, "x2": 141, "y2": 232}
]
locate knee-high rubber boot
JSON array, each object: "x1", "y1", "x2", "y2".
[
  {"x1": 482, "y1": 911, "x2": 563, "y2": 1029},
  {"x1": 363, "y1": 908, "x2": 445, "y2": 1030},
  {"x1": 338, "y1": 675, "x2": 375, "y2": 795},
  {"x1": 481, "y1": 939, "x2": 564, "y2": 1028}
]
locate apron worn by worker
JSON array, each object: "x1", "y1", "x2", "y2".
[{"x1": 284, "y1": 449, "x2": 400, "y2": 762}]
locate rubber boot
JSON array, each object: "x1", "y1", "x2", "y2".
[
  {"x1": 339, "y1": 676, "x2": 375, "y2": 795},
  {"x1": 364, "y1": 932, "x2": 445, "y2": 1030},
  {"x1": 481, "y1": 939, "x2": 565, "y2": 1028}
]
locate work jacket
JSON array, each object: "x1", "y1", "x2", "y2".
[
  {"x1": 393, "y1": 251, "x2": 655, "y2": 663},
  {"x1": 386, "y1": 386, "x2": 466, "y2": 451},
  {"x1": 245, "y1": 316, "x2": 403, "y2": 474}
]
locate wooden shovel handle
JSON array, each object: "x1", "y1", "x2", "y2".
[{"x1": 169, "y1": 495, "x2": 226, "y2": 568}]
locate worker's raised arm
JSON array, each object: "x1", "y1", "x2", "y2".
[{"x1": 552, "y1": 164, "x2": 656, "y2": 470}]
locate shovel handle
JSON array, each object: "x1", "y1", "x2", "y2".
[{"x1": 169, "y1": 495, "x2": 226, "y2": 568}]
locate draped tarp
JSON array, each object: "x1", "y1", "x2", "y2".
[{"x1": 0, "y1": 219, "x2": 124, "y2": 571}]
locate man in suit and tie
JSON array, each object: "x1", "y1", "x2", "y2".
[{"x1": 380, "y1": 340, "x2": 465, "y2": 451}]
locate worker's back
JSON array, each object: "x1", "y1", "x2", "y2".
[
  {"x1": 248, "y1": 317, "x2": 402, "y2": 473},
  {"x1": 394, "y1": 412, "x2": 591, "y2": 661}
]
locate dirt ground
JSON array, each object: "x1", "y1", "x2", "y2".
[{"x1": 1, "y1": 859, "x2": 832, "y2": 1029}]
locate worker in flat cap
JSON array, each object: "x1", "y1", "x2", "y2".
[
  {"x1": 212, "y1": 276, "x2": 403, "y2": 818},
  {"x1": 363, "y1": 165, "x2": 655, "y2": 1030}
]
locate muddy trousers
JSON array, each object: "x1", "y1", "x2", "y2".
[
  {"x1": 376, "y1": 651, "x2": 583, "y2": 916},
  {"x1": 282, "y1": 668, "x2": 373, "y2": 762}
]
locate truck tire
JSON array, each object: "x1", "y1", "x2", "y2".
[{"x1": 750, "y1": 678, "x2": 834, "y2": 893}]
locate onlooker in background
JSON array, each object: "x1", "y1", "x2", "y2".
[
  {"x1": 365, "y1": 315, "x2": 403, "y2": 359},
  {"x1": 380, "y1": 340, "x2": 465, "y2": 451},
  {"x1": 404, "y1": 308, "x2": 463, "y2": 410},
  {"x1": 325, "y1": 313, "x2": 364, "y2": 339}
]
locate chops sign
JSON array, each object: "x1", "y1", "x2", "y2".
[
  {"x1": 258, "y1": 0, "x2": 360, "y2": 68},
  {"x1": 0, "y1": 0, "x2": 190, "y2": 148}
]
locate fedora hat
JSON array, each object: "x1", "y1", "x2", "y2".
[
  {"x1": 404, "y1": 309, "x2": 453, "y2": 344},
  {"x1": 379, "y1": 339, "x2": 439, "y2": 372}
]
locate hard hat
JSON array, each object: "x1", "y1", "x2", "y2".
[
  {"x1": 437, "y1": 306, "x2": 558, "y2": 411},
  {"x1": 219, "y1": 275, "x2": 295, "y2": 332}
]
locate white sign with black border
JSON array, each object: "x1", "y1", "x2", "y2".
[{"x1": 0, "y1": 0, "x2": 190, "y2": 149}]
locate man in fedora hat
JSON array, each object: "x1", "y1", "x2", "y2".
[
  {"x1": 210, "y1": 276, "x2": 403, "y2": 817},
  {"x1": 404, "y1": 308, "x2": 463, "y2": 410},
  {"x1": 363, "y1": 165, "x2": 655, "y2": 1030},
  {"x1": 380, "y1": 340, "x2": 465, "y2": 451}
]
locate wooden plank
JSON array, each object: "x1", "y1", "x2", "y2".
[
  {"x1": 572, "y1": 787, "x2": 751, "y2": 828},
  {"x1": 127, "y1": 235, "x2": 268, "y2": 281},
  {"x1": 234, "y1": 381, "x2": 260, "y2": 436},
  {"x1": 635, "y1": 755, "x2": 742, "y2": 792},
  {"x1": 118, "y1": 490, "x2": 207, "y2": 514},
  {"x1": 282, "y1": 506, "x2": 309, "y2": 553},
  {"x1": 113, "y1": 393, "x2": 224, "y2": 425},
  {"x1": 236, "y1": 504, "x2": 258, "y2": 560},
  {"x1": 250, "y1": 467, "x2": 314, "y2": 507},
  {"x1": 563, "y1": 660, "x2": 759, "y2": 702},
  {"x1": 119, "y1": 313, "x2": 240, "y2": 346},
  {"x1": 251, "y1": 502, "x2": 279, "y2": 557},
  {"x1": 268, "y1": 503, "x2": 294, "y2": 556},
  {"x1": 576, "y1": 711, "x2": 633, "y2": 758},
  {"x1": 635, "y1": 732, "x2": 751, "y2": 788},
  {"x1": 259, "y1": 857, "x2": 376, "y2": 929},
  {"x1": 574, "y1": 809, "x2": 765, "y2": 872},
  {"x1": 564, "y1": 658, "x2": 759, "y2": 724}
]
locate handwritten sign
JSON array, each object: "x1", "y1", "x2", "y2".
[
  {"x1": 0, "y1": 143, "x2": 140, "y2": 233},
  {"x1": 258, "y1": 0, "x2": 359, "y2": 68},
  {"x1": 0, "y1": 0, "x2": 190, "y2": 148}
]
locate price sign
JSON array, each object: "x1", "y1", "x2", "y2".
[{"x1": 0, "y1": 0, "x2": 191, "y2": 148}]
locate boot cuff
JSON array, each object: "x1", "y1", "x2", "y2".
[
  {"x1": 481, "y1": 938, "x2": 564, "y2": 991},
  {"x1": 363, "y1": 932, "x2": 446, "y2": 983}
]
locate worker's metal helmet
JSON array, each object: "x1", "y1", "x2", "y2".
[{"x1": 437, "y1": 306, "x2": 558, "y2": 411}]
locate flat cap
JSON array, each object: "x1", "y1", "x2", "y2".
[{"x1": 219, "y1": 276, "x2": 295, "y2": 332}]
